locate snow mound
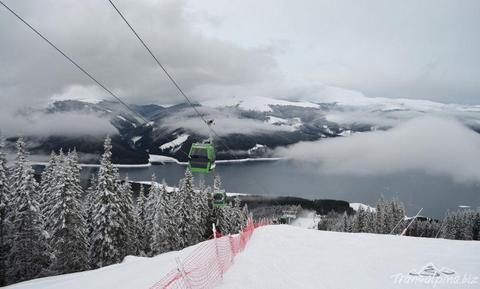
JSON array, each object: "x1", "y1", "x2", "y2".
[{"x1": 7, "y1": 226, "x2": 479, "y2": 289}]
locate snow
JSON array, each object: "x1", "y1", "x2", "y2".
[
  {"x1": 148, "y1": 154, "x2": 186, "y2": 164},
  {"x1": 131, "y1": 136, "x2": 142, "y2": 144},
  {"x1": 338, "y1": 129, "x2": 353, "y2": 137},
  {"x1": 116, "y1": 115, "x2": 127, "y2": 122},
  {"x1": 266, "y1": 116, "x2": 303, "y2": 129},
  {"x1": 147, "y1": 154, "x2": 281, "y2": 165},
  {"x1": 290, "y1": 211, "x2": 320, "y2": 229},
  {"x1": 49, "y1": 85, "x2": 104, "y2": 104},
  {"x1": 215, "y1": 157, "x2": 281, "y2": 163},
  {"x1": 159, "y1": 134, "x2": 189, "y2": 151},
  {"x1": 10, "y1": 225, "x2": 479, "y2": 289},
  {"x1": 6, "y1": 243, "x2": 199, "y2": 289},
  {"x1": 266, "y1": 116, "x2": 288, "y2": 125},
  {"x1": 31, "y1": 161, "x2": 151, "y2": 168},
  {"x1": 216, "y1": 226, "x2": 479, "y2": 289},
  {"x1": 130, "y1": 181, "x2": 177, "y2": 193},
  {"x1": 226, "y1": 192, "x2": 248, "y2": 197},
  {"x1": 322, "y1": 124, "x2": 334, "y2": 134},
  {"x1": 203, "y1": 96, "x2": 319, "y2": 112},
  {"x1": 350, "y1": 202, "x2": 376, "y2": 212}
]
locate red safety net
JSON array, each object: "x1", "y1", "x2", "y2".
[{"x1": 150, "y1": 218, "x2": 270, "y2": 289}]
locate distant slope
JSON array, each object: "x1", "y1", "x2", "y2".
[{"x1": 7, "y1": 226, "x2": 479, "y2": 289}]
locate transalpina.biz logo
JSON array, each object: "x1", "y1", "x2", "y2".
[{"x1": 391, "y1": 263, "x2": 479, "y2": 287}]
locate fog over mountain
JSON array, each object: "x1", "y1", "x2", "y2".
[{"x1": 275, "y1": 116, "x2": 480, "y2": 183}]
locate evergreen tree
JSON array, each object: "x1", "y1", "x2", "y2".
[
  {"x1": 365, "y1": 209, "x2": 376, "y2": 233},
  {"x1": 383, "y1": 201, "x2": 393, "y2": 234},
  {"x1": 473, "y1": 212, "x2": 480, "y2": 241},
  {"x1": 0, "y1": 142, "x2": 12, "y2": 286},
  {"x1": 375, "y1": 198, "x2": 386, "y2": 233},
  {"x1": 353, "y1": 207, "x2": 367, "y2": 233},
  {"x1": 39, "y1": 152, "x2": 57, "y2": 217},
  {"x1": 84, "y1": 174, "x2": 97, "y2": 240},
  {"x1": 90, "y1": 137, "x2": 125, "y2": 268},
  {"x1": 176, "y1": 169, "x2": 200, "y2": 247},
  {"x1": 191, "y1": 183, "x2": 210, "y2": 243},
  {"x1": 7, "y1": 139, "x2": 49, "y2": 283},
  {"x1": 135, "y1": 184, "x2": 150, "y2": 255},
  {"x1": 41, "y1": 152, "x2": 63, "y2": 237},
  {"x1": 48, "y1": 150, "x2": 89, "y2": 274},
  {"x1": 342, "y1": 212, "x2": 350, "y2": 232},
  {"x1": 118, "y1": 177, "x2": 137, "y2": 256},
  {"x1": 10, "y1": 138, "x2": 28, "y2": 196},
  {"x1": 151, "y1": 183, "x2": 169, "y2": 255},
  {"x1": 230, "y1": 196, "x2": 246, "y2": 233},
  {"x1": 144, "y1": 175, "x2": 160, "y2": 255}
]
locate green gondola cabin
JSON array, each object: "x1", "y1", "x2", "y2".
[
  {"x1": 188, "y1": 142, "x2": 216, "y2": 173},
  {"x1": 212, "y1": 190, "x2": 227, "y2": 208}
]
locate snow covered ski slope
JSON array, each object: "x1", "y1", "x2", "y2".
[
  {"x1": 6, "y1": 225, "x2": 480, "y2": 289},
  {"x1": 217, "y1": 226, "x2": 480, "y2": 289}
]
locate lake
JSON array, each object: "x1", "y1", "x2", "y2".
[{"x1": 84, "y1": 160, "x2": 480, "y2": 219}]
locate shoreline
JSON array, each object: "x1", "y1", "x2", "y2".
[
  {"x1": 30, "y1": 155, "x2": 282, "y2": 169},
  {"x1": 149, "y1": 154, "x2": 282, "y2": 165},
  {"x1": 31, "y1": 161, "x2": 152, "y2": 168}
]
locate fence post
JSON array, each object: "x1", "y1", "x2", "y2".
[
  {"x1": 228, "y1": 234, "x2": 235, "y2": 264},
  {"x1": 175, "y1": 257, "x2": 191, "y2": 289},
  {"x1": 212, "y1": 223, "x2": 223, "y2": 279}
]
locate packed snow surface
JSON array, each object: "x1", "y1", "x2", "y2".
[
  {"x1": 8, "y1": 226, "x2": 479, "y2": 289},
  {"x1": 217, "y1": 226, "x2": 479, "y2": 289}
]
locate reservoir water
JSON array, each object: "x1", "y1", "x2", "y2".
[{"x1": 86, "y1": 160, "x2": 480, "y2": 218}]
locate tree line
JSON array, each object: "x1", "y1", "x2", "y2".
[
  {"x1": 0, "y1": 137, "x2": 248, "y2": 286},
  {"x1": 318, "y1": 198, "x2": 480, "y2": 241}
]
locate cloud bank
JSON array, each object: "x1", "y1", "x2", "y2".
[
  {"x1": 0, "y1": 111, "x2": 116, "y2": 137},
  {"x1": 275, "y1": 116, "x2": 480, "y2": 182}
]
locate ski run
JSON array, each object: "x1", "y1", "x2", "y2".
[{"x1": 5, "y1": 225, "x2": 479, "y2": 289}]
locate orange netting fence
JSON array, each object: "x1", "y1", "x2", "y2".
[{"x1": 150, "y1": 218, "x2": 271, "y2": 289}]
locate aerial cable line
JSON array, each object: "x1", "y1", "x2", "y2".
[
  {"x1": 107, "y1": 0, "x2": 265, "y2": 155},
  {"x1": 108, "y1": 0, "x2": 275, "y2": 194},
  {"x1": 0, "y1": 0, "x2": 150, "y2": 125},
  {"x1": 107, "y1": 0, "x2": 223, "y2": 141},
  {"x1": 0, "y1": 1, "x2": 197, "y2": 162}
]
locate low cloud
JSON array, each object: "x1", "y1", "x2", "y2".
[
  {"x1": 161, "y1": 106, "x2": 292, "y2": 136},
  {"x1": 275, "y1": 116, "x2": 480, "y2": 182},
  {"x1": 0, "y1": 111, "x2": 116, "y2": 137}
]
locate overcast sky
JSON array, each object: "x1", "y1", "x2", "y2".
[{"x1": 1, "y1": 0, "x2": 479, "y2": 113}]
